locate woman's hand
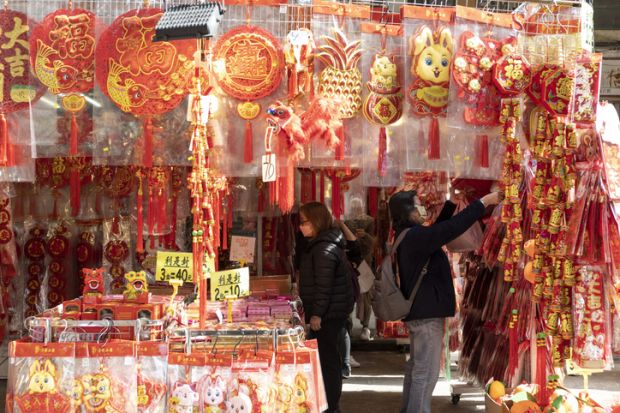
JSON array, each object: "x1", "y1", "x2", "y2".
[
  {"x1": 480, "y1": 191, "x2": 503, "y2": 207},
  {"x1": 310, "y1": 315, "x2": 322, "y2": 331}
]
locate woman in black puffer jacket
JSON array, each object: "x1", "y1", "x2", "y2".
[{"x1": 298, "y1": 202, "x2": 354, "y2": 413}]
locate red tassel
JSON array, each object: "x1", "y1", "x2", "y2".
[
  {"x1": 332, "y1": 175, "x2": 341, "y2": 219},
  {"x1": 0, "y1": 114, "x2": 8, "y2": 166},
  {"x1": 378, "y1": 127, "x2": 387, "y2": 177},
  {"x1": 157, "y1": 192, "x2": 167, "y2": 239},
  {"x1": 428, "y1": 117, "x2": 440, "y2": 160},
  {"x1": 143, "y1": 117, "x2": 154, "y2": 168},
  {"x1": 214, "y1": 194, "x2": 220, "y2": 250},
  {"x1": 244, "y1": 120, "x2": 253, "y2": 163},
  {"x1": 228, "y1": 196, "x2": 233, "y2": 229},
  {"x1": 300, "y1": 170, "x2": 312, "y2": 204},
  {"x1": 320, "y1": 170, "x2": 325, "y2": 203},
  {"x1": 536, "y1": 333, "x2": 550, "y2": 406},
  {"x1": 167, "y1": 191, "x2": 178, "y2": 250},
  {"x1": 288, "y1": 68, "x2": 298, "y2": 101},
  {"x1": 478, "y1": 134, "x2": 489, "y2": 168},
  {"x1": 508, "y1": 310, "x2": 519, "y2": 376},
  {"x1": 311, "y1": 170, "x2": 317, "y2": 201},
  {"x1": 70, "y1": 168, "x2": 80, "y2": 217},
  {"x1": 70, "y1": 113, "x2": 79, "y2": 156},
  {"x1": 368, "y1": 187, "x2": 378, "y2": 218},
  {"x1": 335, "y1": 124, "x2": 345, "y2": 161},
  {"x1": 136, "y1": 174, "x2": 144, "y2": 254},
  {"x1": 148, "y1": 188, "x2": 155, "y2": 250},
  {"x1": 222, "y1": 198, "x2": 228, "y2": 250}
]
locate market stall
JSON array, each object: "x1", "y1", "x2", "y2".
[{"x1": 0, "y1": 0, "x2": 618, "y2": 412}]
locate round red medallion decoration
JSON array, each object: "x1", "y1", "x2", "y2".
[{"x1": 213, "y1": 25, "x2": 285, "y2": 101}]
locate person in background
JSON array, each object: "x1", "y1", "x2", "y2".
[
  {"x1": 388, "y1": 189, "x2": 502, "y2": 413},
  {"x1": 335, "y1": 220, "x2": 363, "y2": 378},
  {"x1": 298, "y1": 202, "x2": 355, "y2": 413},
  {"x1": 345, "y1": 197, "x2": 377, "y2": 341}
]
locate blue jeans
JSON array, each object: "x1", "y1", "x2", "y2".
[{"x1": 400, "y1": 318, "x2": 444, "y2": 413}]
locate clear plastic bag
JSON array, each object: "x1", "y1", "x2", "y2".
[
  {"x1": 7, "y1": 341, "x2": 75, "y2": 413},
  {"x1": 447, "y1": 7, "x2": 517, "y2": 176},
  {"x1": 308, "y1": 2, "x2": 369, "y2": 169},
  {"x1": 102, "y1": 217, "x2": 132, "y2": 292},
  {"x1": 136, "y1": 342, "x2": 168, "y2": 413},
  {"x1": 166, "y1": 352, "x2": 208, "y2": 413},
  {"x1": 213, "y1": 2, "x2": 289, "y2": 178},
  {"x1": 360, "y1": 23, "x2": 404, "y2": 188},
  {"x1": 22, "y1": 218, "x2": 48, "y2": 318},
  {"x1": 402, "y1": 5, "x2": 455, "y2": 167},
  {"x1": 74, "y1": 341, "x2": 138, "y2": 413},
  {"x1": 27, "y1": 0, "x2": 98, "y2": 159},
  {"x1": 92, "y1": 1, "x2": 194, "y2": 167}
]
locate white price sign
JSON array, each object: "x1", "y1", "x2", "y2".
[{"x1": 262, "y1": 153, "x2": 276, "y2": 182}]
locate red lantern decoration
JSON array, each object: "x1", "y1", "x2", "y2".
[
  {"x1": 96, "y1": 7, "x2": 195, "y2": 167},
  {"x1": 0, "y1": 9, "x2": 45, "y2": 167},
  {"x1": 213, "y1": 25, "x2": 285, "y2": 164},
  {"x1": 30, "y1": 7, "x2": 96, "y2": 216}
]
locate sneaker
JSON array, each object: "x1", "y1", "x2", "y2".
[
  {"x1": 341, "y1": 364, "x2": 351, "y2": 379},
  {"x1": 360, "y1": 327, "x2": 372, "y2": 341}
]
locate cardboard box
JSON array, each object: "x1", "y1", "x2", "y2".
[{"x1": 250, "y1": 275, "x2": 291, "y2": 296}]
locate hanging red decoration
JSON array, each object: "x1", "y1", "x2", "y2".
[
  {"x1": 213, "y1": 25, "x2": 284, "y2": 164},
  {"x1": 96, "y1": 7, "x2": 195, "y2": 167},
  {"x1": 0, "y1": 9, "x2": 45, "y2": 167},
  {"x1": 30, "y1": 7, "x2": 96, "y2": 216},
  {"x1": 408, "y1": 24, "x2": 452, "y2": 160},
  {"x1": 363, "y1": 23, "x2": 403, "y2": 176}
]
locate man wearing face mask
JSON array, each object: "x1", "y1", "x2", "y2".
[{"x1": 388, "y1": 189, "x2": 501, "y2": 413}]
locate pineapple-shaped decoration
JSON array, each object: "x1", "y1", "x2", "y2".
[{"x1": 316, "y1": 29, "x2": 363, "y2": 119}]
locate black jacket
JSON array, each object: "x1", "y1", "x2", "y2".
[
  {"x1": 397, "y1": 200, "x2": 485, "y2": 321},
  {"x1": 299, "y1": 228, "x2": 355, "y2": 323}
]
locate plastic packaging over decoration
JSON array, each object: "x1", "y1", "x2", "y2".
[
  {"x1": 307, "y1": 1, "x2": 369, "y2": 169},
  {"x1": 446, "y1": 7, "x2": 516, "y2": 176},
  {"x1": 27, "y1": 0, "x2": 97, "y2": 159},
  {"x1": 0, "y1": 2, "x2": 41, "y2": 182},
  {"x1": 360, "y1": 23, "x2": 404, "y2": 188},
  {"x1": 136, "y1": 342, "x2": 168, "y2": 413},
  {"x1": 92, "y1": 0, "x2": 194, "y2": 167},
  {"x1": 213, "y1": 1, "x2": 288, "y2": 178},
  {"x1": 73, "y1": 341, "x2": 138, "y2": 413},
  {"x1": 402, "y1": 5, "x2": 455, "y2": 168},
  {"x1": 7, "y1": 341, "x2": 76, "y2": 413}
]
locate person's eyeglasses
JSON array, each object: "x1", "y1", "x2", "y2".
[{"x1": 299, "y1": 220, "x2": 309, "y2": 226}]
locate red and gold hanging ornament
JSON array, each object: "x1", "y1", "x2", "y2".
[
  {"x1": 541, "y1": 66, "x2": 573, "y2": 117},
  {"x1": 46, "y1": 222, "x2": 71, "y2": 307},
  {"x1": 23, "y1": 227, "x2": 46, "y2": 318},
  {"x1": 265, "y1": 101, "x2": 307, "y2": 213},
  {"x1": 0, "y1": 196, "x2": 16, "y2": 342},
  {"x1": 0, "y1": 8, "x2": 45, "y2": 167},
  {"x1": 284, "y1": 28, "x2": 315, "y2": 102},
  {"x1": 325, "y1": 168, "x2": 360, "y2": 220},
  {"x1": 496, "y1": 98, "x2": 524, "y2": 283},
  {"x1": 146, "y1": 166, "x2": 170, "y2": 250},
  {"x1": 103, "y1": 218, "x2": 131, "y2": 291},
  {"x1": 96, "y1": 7, "x2": 195, "y2": 167},
  {"x1": 213, "y1": 24, "x2": 284, "y2": 164},
  {"x1": 572, "y1": 52, "x2": 602, "y2": 125},
  {"x1": 30, "y1": 6, "x2": 96, "y2": 216},
  {"x1": 316, "y1": 28, "x2": 363, "y2": 160},
  {"x1": 363, "y1": 23, "x2": 403, "y2": 176},
  {"x1": 408, "y1": 16, "x2": 453, "y2": 160}
]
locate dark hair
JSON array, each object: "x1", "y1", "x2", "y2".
[
  {"x1": 300, "y1": 202, "x2": 333, "y2": 235},
  {"x1": 388, "y1": 190, "x2": 417, "y2": 232}
]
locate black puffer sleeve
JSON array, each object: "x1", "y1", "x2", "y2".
[{"x1": 311, "y1": 243, "x2": 339, "y2": 318}]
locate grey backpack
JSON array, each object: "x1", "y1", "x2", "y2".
[{"x1": 371, "y1": 229, "x2": 429, "y2": 322}]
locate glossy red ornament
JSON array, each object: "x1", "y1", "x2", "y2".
[
  {"x1": 493, "y1": 54, "x2": 532, "y2": 96},
  {"x1": 541, "y1": 67, "x2": 573, "y2": 116},
  {"x1": 0, "y1": 9, "x2": 45, "y2": 166},
  {"x1": 213, "y1": 25, "x2": 284, "y2": 163},
  {"x1": 96, "y1": 8, "x2": 195, "y2": 167}
]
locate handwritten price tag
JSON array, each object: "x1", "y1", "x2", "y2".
[
  {"x1": 210, "y1": 267, "x2": 250, "y2": 301},
  {"x1": 230, "y1": 235, "x2": 256, "y2": 264},
  {"x1": 156, "y1": 251, "x2": 193, "y2": 283},
  {"x1": 262, "y1": 153, "x2": 276, "y2": 182}
]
